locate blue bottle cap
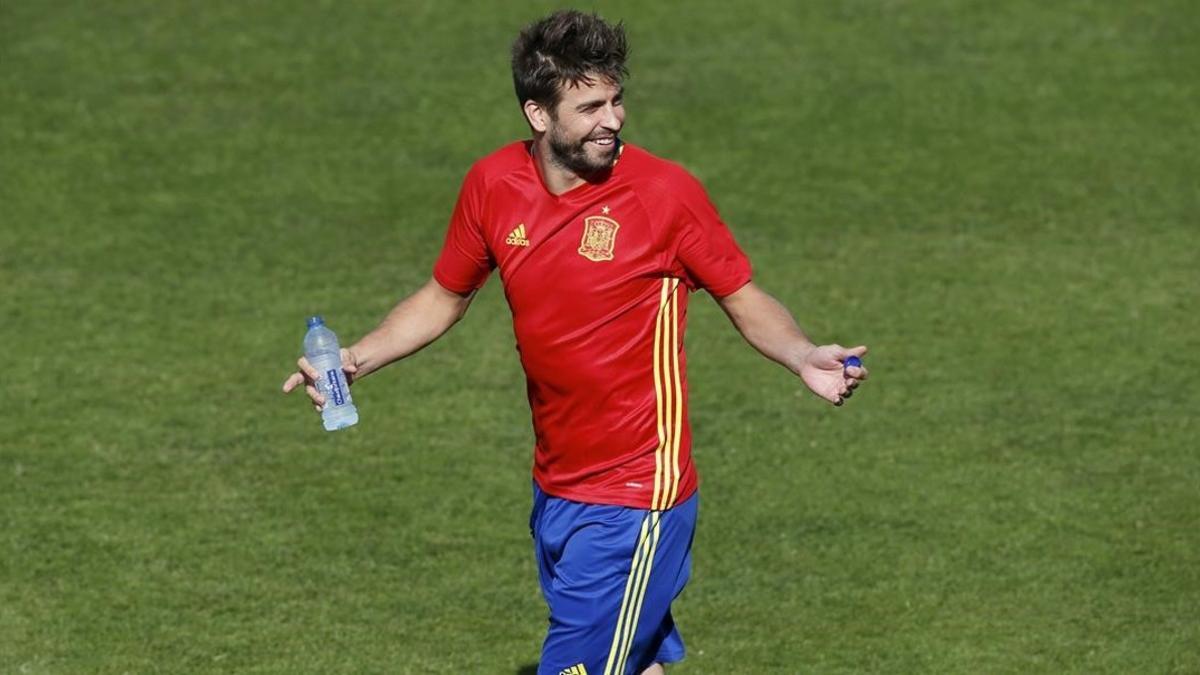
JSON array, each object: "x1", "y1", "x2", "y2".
[
  {"x1": 306, "y1": 315, "x2": 325, "y2": 329},
  {"x1": 844, "y1": 355, "x2": 862, "y2": 369}
]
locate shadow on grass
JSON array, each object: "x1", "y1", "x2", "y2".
[{"x1": 516, "y1": 664, "x2": 538, "y2": 675}]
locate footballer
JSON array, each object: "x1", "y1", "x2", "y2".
[{"x1": 284, "y1": 10, "x2": 868, "y2": 674}]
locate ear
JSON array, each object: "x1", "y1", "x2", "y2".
[{"x1": 523, "y1": 100, "x2": 550, "y2": 133}]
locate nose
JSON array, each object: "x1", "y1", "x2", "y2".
[{"x1": 600, "y1": 103, "x2": 623, "y2": 132}]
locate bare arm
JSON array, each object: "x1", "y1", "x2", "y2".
[
  {"x1": 716, "y1": 282, "x2": 816, "y2": 373},
  {"x1": 347, "y1": 277, "x2": 475, "y2": 379},
  {"x1": 282, "y1": 277, "x2": 474, "y2": 408},
  {"x1": 716, "y1": 282, "x2": 868, "y2": 405}
]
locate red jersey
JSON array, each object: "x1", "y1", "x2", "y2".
[{"x1": 433, "y1": 141, "x2": 751, "y2": 509}]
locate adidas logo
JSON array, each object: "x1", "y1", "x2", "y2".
[
  {"x1": 558, "y1": 665, "x2": 588, "y2": 675},
  {"x1": 505, "y1": 223, "x2": 530, "y2": 247}
]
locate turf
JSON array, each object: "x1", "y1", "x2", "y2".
[{"x1": 2, "y1": 0, "x2": 1197, "y2": 672}]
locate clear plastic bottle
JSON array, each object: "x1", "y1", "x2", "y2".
[{"x1": 303, "y1": 315, "x2": 359, "y2": 431}]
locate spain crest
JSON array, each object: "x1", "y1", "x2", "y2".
[{"x1": 578, "y1": 216, "x2": 620, "y2": 262}]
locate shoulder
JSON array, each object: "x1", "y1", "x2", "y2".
[
  {"x1": 621, "y1": 143, "x2": 710, "y2": 205},
  {"x1": 464, "y1": 140, "x2": 533, "y2": 190},
  {"x1": 622, "y1": 143, "x2": 706, "y2": 195}
]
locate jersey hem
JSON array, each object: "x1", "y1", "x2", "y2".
[
  {"x1": 533, "y1": 476, "x2": 699, "y2": 511},
  {"x1": 432, "y1": 267, "x2": 482, "y2": 295},
  {"x1": 706, "y1": 274, "x2": 753, "y2": 299}
]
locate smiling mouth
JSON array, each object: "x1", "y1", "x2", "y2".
[{"x1": 587, "y1": 136, "x2": 616, "y2": 147}]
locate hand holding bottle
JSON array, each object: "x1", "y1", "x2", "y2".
[{"x1": 282, "y1": 316, "x2": 360, "y2": 431}]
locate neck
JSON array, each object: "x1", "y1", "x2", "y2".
[{"x1": 531, "y1": 137, "x2": 586, "y2": 195}]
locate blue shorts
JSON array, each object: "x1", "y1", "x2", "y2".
[{"x1": 530, "y1": 483, "x2": 698, "y2": 675}]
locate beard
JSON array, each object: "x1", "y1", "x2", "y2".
[{"x1": 547, "y1": 125, "x2": 619, "y2": 177}]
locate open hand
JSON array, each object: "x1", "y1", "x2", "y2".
[
  {"x1": 798, "y1": 344, "x2": 869, "y2": 406},
  {"x1": 282, "y1": 348, "x2": 359, "y2": 413}
]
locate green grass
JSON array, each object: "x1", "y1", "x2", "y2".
[{"x1": 2, "y1": 0, "x2": 1197, "y2": 672}]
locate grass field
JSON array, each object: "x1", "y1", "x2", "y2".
[{"x1": 2, "y1": 1, "x2": 1198, "y2": 672}]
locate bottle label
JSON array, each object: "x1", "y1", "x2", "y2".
[{"x1": 325, "y1": 368, "x2": 346, "y2": 406}]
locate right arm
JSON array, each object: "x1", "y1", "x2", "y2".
[
  {"x1": 281, "y1": 277, "x2": 474, "y2": 408},
  {"x1": 348, "y1": 277, "x2": 474, "y2": 378},
  {"x1": 286, "y1": 159, "x2": 491, "y2": 409}
]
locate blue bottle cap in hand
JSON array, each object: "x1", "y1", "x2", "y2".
[{"x1": 844, "y1": 355, "x2": 862, "y2": 369}]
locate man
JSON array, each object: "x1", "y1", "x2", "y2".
[{"x1": 283, "y1": 10, "x2": 868, "y2": 674}]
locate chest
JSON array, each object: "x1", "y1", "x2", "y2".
[{"x1": 484, "y1": 184, "x2": 665, "y2": 301}]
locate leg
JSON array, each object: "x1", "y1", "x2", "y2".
[{"x1": 531, "y1": 485, "x2": 698, "y2": 675}]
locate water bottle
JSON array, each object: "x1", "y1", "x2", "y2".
[{"x1": 303, "y1": 315, "x2": 359, "y2": 431}]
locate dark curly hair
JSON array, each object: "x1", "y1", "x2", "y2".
[{"x1": 511, "y1": 10, "x2": 629, "y2": 113}]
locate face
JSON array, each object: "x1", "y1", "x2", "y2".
[{"x1": 538, "y1": 76, "x2": 625, "y2": 176}]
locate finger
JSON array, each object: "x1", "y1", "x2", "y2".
[
  {"x1": 834, "y1": 397, "x2": 844, "y2": 407},
  {"x1": 848, "y1": 345, "x2": 868, "y2": 357},
  {"x1": 297, "y1": 356, "x2": 320, "y2": 381},
  {"x1": 306, "y1": 384, "x2": 325, "y2": 407},
  {"x1": 282, "y1": 372, "x2": 305, "y2": 393},
  {"x1": 820, "y1": 386, "x2": 843, "y2": 405},
  {"x1": 341, "y1": 348, "x2": 359, "y2": 372},
  {"x1": 845, "y1": 365, "x2": 869, "y2": 381}
]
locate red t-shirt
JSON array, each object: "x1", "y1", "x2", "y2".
[{"x1": 434, "y1": 141, "x2": 751, "y2": 509}]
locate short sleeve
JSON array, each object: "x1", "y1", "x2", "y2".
[
  {"x1": 670, "y1": 171, "x2": 752, "y2": 298},
  {"x1": 433, "y1": 165, "x2": 494, "y2": 294}
]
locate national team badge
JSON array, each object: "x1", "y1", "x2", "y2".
[{"x1": 578, "y1": 216, "x2": 620, "y2": 262}]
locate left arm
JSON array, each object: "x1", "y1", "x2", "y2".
[{"x1": 715, "y1": 282, "x2": 868, "y2": 406}]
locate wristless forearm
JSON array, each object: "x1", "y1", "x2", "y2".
[
  {"x1": 349, "y1": 280, "x2": 470, "y2": 378},
  {"x1": 719, "y1": 284, "x2": 815, "y2": 373},
  {"x1": 349, "y1": 318, "x2": 439, "y2": 378},
  {"x1": 742, "y1": 320, "x2": 815, "y2": 374}
]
